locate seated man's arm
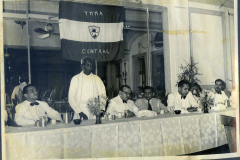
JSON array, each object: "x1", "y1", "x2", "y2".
[
  {"x1": 15, "y1": 104, "x2": 35, "y2": 125},
  {"x1": 106, "y1": 100, "x2": 116, "y2": 116},
  {"x1": 158, "y1": 99, "x2": 168, "y2": 113},
  {"x1": 134, "y1": 99, "x2": 142, "y2": 111},
  {"x1": 224, "y1": 89, "x2": 231, "y2": 98},
  {"x1": 131, "y1": 102, "x2": 139, "y2": 116},
  {"x1": 68, "y1": 77, "x2": 82, "y2": 114},
  {"x1": 167, "y1": 93, "x2": 175, "y2": 114},
  {"x1": 188, "y1": 92, "x2": 199, "y2": 108},
  {"x1": 43, "y1": 102, "x2": 61, "y2": 120}
]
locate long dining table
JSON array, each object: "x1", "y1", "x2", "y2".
[{"x1": 4, "y1": 108, "x2": 236, "y2": 159}]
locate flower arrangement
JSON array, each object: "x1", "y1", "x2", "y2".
[
  {"x1": 86, "y1": 94, "x2": 108, "y2": 115},
  {"x1": 198, "y1": 89, "x2": 214, "y2": 111}
]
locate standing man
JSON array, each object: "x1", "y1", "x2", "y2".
[
  {"x1": 68, "y1": 56, "x2": 106, "y2": 120},
  {"x1": 135, "y1": 86, "x2": 168, "y2": 114},
  {"x1": 167, "y1": 80, "x2": 199, "y2": 114},
  {"x1": 106, "y1": 85, "x2": 139, "y2": 117}
]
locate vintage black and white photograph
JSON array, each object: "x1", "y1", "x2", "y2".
[{"x1": 1, "y1": 0, "x2": 238, "y2": 159}]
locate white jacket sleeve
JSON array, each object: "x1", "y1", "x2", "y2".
[
  {"x1": 96, "y1": 76, "x2": 107, "y2": 110},
  {"x1": 131, "y1": 103, "x2": 139, "y2": 115},
  {"x1": 68, "y1": 76, "x2": 82, "y2": 114},
  {"x1": 15, "y1": 104, "x2": 35, "y2": 125},
  {"x1": 167, "y1": 93, "x2": 175, "y2": 114},
  {"x1": 11, "y1": 86, "x2": 18, "y2": 100},
  {"x1": 188, "y1": 92, "x2": 199, "y2": 108},
  {"x1": 106, "y1": 100, "x2": 116, "y2": 116},
  {"x1": 43, "y1": 102, "x2": 61, "y2": 120},
  {"x1": 4, "y1": 109, "x2": 8, "y2": 122}
]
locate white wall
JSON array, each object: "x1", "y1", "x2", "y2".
[{"x1": 4, "y1": 19, "x2": 60, "y2": 48}]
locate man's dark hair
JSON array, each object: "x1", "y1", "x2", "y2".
[
  {"x1": 23, "y1": 84, "x2": 36, "y2": 95},
  {"x1": 191, "y1": 83, "x2": 202, "y2": 92},
  {"x1": 119, "y1": 85, "x2": 131, "y2": 91},
  {"x1": 215, "y1": 79, "x2": 226, "y2": 90},
  {"x1": 178, "y1": 80, "x2": 190, "y2": 88},
  {"x1": 81, "y1": 56, "x2": 93, "y2": 66},
  {"x1": 20, "y1": 76, "x2": 28, "y2": 83},
  {"x1": 143, "y1": 86, "x2": 154, "y2": 93}
]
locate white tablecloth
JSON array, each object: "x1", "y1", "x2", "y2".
[{"x1": 4, "y1": 108, "x2": 236, "y2": 159}]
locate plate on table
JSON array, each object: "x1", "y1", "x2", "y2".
[{"x1": 187, "y1": 107, "x2": 198, "y2": 112}]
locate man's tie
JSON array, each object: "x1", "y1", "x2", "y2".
[
  {"x1": 181, "y1": 96, "x2": 186, "y2": 99},
  {"x1": 30, "y1": 102, "x2": 39, "y2": 106},
  {"x1": 148, "y1": 100, "x2": 152, "y2": 111}
]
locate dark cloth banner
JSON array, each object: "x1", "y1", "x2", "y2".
[{"x1": 59, "y1": 1, "x2": 124, "y2": 61}]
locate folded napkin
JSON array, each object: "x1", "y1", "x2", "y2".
[
  {"x1": 211, "y1": 104, "x2": 227, "y2": 111},
  {"x1": 136, "y1": 110, "x2": 157, "y2": 117}
]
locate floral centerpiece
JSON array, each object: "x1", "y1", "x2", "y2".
[
  {"x1": 86, "y1": 94, "x2": 108, "y2": 124},
  {"x1": 198, "y1": 89, "x2": 214, "y2": 113}
]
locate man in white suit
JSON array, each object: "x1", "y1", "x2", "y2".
[{"x1": 68, "y1": 56, "x2": 106, "y2": 120}]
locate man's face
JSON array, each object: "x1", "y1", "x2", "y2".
[
  {"x1": 178, "y1": 84, "x2": 190, "y2": 96},
  {"x1": 144, "y1": 89, "x2": 153, "y2": 101},
  {"x1": 82, "y1": 60, "x2": 93, "y2": 75},
  {"x1": 190, "y1": 86, "x2": 200, "y2": 96},
  {"x1": 215, "y1": 81, "x2": 224, "y2": 92},
  {"x1": 120, "y1": 87, "x2": 132, "y2": 102},
  {"x1": 24, "y1": 86, "x2": 38, "y2": 101}
]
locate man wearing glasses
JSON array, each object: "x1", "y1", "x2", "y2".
[
  {"x1": 106, "y1": 85, "x2": 139, "y2": 118},
  {"x1": 135, "y1": 86, "x2": 168, "y2": 114},
  {"x1": 68, "y1": 56, "x2": 106, "y2": 120}
]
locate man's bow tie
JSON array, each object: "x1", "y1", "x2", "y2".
[
  {"x1": 216, "y1": 91, "x2": 222, "y2": 95},
  {"x1": 30, "y1": 102, "x2": 39, "y2": 106},
  {"x1": 122, "y1": 100, "x2": 127, "y2": 104},
  {"x1": 181, "y1": 96, "x2": 186, "y2": 99}
]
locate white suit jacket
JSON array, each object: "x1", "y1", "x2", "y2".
[{"x1": 68, "y1": 71, "x2": 106, "y2": 120}]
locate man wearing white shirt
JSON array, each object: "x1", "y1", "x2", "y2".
[
  {"x1": 106, "y1": 85, "x2": 139, "y2": 117},
  {"x1": 210, "y1": 79, "x2": 232, "y2": 110},
  {"x1": 15, "y1": 84, "x2": 61, "y2": 125},
  {"x1": 68, "y1": 56, "x2": 106, "y2": 120},
  {"x1": 135, "y1": 86, "x2": 168, "y2": 114},
  {"x1": 167, "y1": 80, "x2": 199, "y2": 114}
]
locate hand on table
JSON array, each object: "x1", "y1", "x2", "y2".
[
  {"x1": 79, "y1": 112, "x2": 88, "y2": 120},
  {"x1": 127, "y1": 110, "x2": 135, "y2": 117}
]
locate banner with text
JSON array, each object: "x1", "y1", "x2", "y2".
[{"x1": 59, "y1": 2, "x2": 124, "y2": 61}]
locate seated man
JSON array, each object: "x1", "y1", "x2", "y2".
[
  {"x1": 210, "y1": 79, "x2": 232, "y2": 110},
  {"x1": 135, "y1": 86, "x2": 168, "y2": 114},
  {"x1": 190, "y1": 83, "x2": 202, "y2": 104},
  {"x1": 167, "y1": 80, "x2": 199, "y2": 114},
  {"x1": 106, "y1": 85, "x2": 139, "y2": 118},
  {"x1": 15, "y1": 84, "x2": 61, "y2": 125}
]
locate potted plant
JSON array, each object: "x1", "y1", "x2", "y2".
[{"x1": 177, "y1": 57, "x2": 201, "y2": 86}]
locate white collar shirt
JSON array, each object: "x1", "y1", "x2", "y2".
[
  {"x1": 15, "y1": 100, "x2": 61, "y2": 125},
  {"x1": 167, "y1": 91, "x2": 199, "y2": 114},
  {"x1": 106, "y1": 95, "x2": 139, "y2": 116}
]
